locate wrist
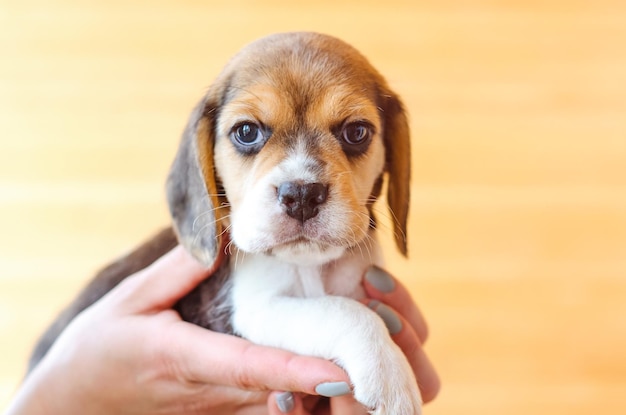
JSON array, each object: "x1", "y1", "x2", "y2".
[{"x1": 5, "y1": 358, "x2": 90, "y2": 415}]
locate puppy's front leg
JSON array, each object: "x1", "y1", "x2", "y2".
[{"x1": 232, "y1": 295, "x2": 422, "y2": 415}]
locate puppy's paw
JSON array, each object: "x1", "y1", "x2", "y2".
[{"x1": 347, "y1": 342, "x2": 422, "y2": 415}]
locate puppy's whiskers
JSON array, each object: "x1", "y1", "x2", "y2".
[
  {"x1": 224, "y1": 232, "x2": 237, "y2": 256},
  {"x1": 233, "y1": 242, "x2": 247, "y2": 268},
  {"x1": 361, "y1": 233, "x2": 376, "y2": 263},
  {"x1": 217, "y1": 221, "x2": 232, "y2": 240},
  {"x1": 367, "y1": 205, "x2": 397, "y2": 235},
  {"x1": 191, "y1": 204, "x2": 230, "y2": 233},
  {"x1": 192, "y1": 213, "x2": 231, "y2": 251},
  {"x1": 379, "y1": 204, "x2": 407, "y2": 245}
]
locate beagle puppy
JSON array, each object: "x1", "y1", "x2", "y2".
[{"x1": 30, "y1": 32, "x2": 419, "y2": 414}]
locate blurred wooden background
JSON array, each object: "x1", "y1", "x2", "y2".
[{"x1": 1, "y1": 0, "x2": 625, "y2": 414}]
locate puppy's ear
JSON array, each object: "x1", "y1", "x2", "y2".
[
  {"x1": 166, "y1": 95, "x2": 226, "y2": 266},
  {"x1": 381, "y1": 91, "x2": 411, "y2": 256}
]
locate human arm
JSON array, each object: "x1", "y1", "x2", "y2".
[{"x1": 4, "y1": 246, "x2": 350, "y2": 415}]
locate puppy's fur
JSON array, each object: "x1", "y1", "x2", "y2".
[{"x1": 30, "y1": 32, "x2": 419, "y2": 414}]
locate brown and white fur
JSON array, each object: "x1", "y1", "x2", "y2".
[{"x1": 30, "y1": 32, "x2": 418, "y2": 414}]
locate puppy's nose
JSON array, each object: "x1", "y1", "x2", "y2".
[{"x1": 277, "y1": 181, "x2": 328, "y2": 222}]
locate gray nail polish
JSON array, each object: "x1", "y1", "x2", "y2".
[
  {"x1": 315, "y1": 381, "x2": 352, "y2": 397},
  {"x1": 276, "y1": 391, "x2": 295, "y2": 413},
  {"x1": 369, "y1": 301, "x2": 403, "y2": 335},
  {"x1": 365, "y1": 266, "x2": 395, "y2": 293}
]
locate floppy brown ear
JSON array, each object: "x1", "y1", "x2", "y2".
[
  {"x1": 166, "y1": 95, "x2": 226, "y2": 266},
  {"x1": 381, "y1": 91, "x2": 411, "y2": 256}
]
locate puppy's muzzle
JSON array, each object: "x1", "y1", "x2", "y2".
[{"x1": 277, "y1": 181, "x2": 329, "y2": 223}]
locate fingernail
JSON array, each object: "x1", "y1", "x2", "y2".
[
  {"x1": 365, "y1": 266, "x2": 395, "y2": 293},
  {"x1": 315, "y1": 381, "x2": 352, "y2": 397},
  {"x1": 368, "y1": 300, "x2": 403, "y2": 335},
  {"x1": 275, "y1": 391, "x2": 295, "y2": 413}
]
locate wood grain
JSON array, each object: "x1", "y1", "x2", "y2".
[{"x1": 1, "y1": 1, "x2": 625, "y2": 414}]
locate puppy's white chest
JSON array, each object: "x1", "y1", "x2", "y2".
[
  {"x1": 226, "y1": 240, "x2": 420, "y2": 415},
  {"x1": 292, "y1": 266, "x2": 326, "y2": 297},
  {"x1": 229, "y1": 245, "x2": 378, "y2": 302}
]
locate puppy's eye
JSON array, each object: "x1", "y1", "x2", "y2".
[
  {"x1": 234, "y1": 123, "x2": 262, "y2": 145},
  {"x1": 342, "y1": 123, "x2": 371, "y2": 145},
  {"x1": 230, "y1": 122, "x2": 269, "y2": 154},
  {"x1": 336, "y1": 121, "x2": 374, "y2": 157}
]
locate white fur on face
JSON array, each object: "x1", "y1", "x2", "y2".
[{"x1": 226, "y1": 138, "x2": 379, "y2": 265}]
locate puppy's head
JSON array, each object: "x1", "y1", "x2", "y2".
[{"x1": 167, "y1": 32, "x2": 411, "y2": 266}]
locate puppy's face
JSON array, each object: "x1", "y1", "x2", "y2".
[
  {"x1": 213, "y1": 44, "x2": 386, "y2": 264},
  {"x1": 167, "y1": 33, "x2": 411, "y2": 267}
]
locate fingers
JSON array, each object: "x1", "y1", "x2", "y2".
[
  {"x1": 367, "y1": 300, "x2": 440, "y2": 403},
  {"x1": 328, "y1": 395, "x2": 369, "y2": 414},
  {"x1": 268, "y1": 392, "x2": 308, "y2": 414},
  {"x1": 363, "y1": 266, "x2": 429, "y2": 342},
  {"x1": 268, "y1": 392, "x2": 366, "y2": 415},
  {"x1": 363, "y1": 267, "x2": 441, "y2": 403},
  {"x1": 108, "y1": 245, "x2": 223, "y2": 313},
  {"x1": 172, "y1": 323, "x2": 350, "y2": 396}
]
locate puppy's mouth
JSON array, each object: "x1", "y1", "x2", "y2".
[
  {"x1": 275, "y1": 235, "x2": 309, "y2": 246},
  {"x1": 268, "y1": 231, "x2": 328, "y2": 251},
  {"x1": 266, "y1": 234, "x2": 347, "y2": 265},
  {"x1": 270, "y1": 218, "x2": 353, "y2": 248}
]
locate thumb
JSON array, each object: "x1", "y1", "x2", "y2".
[{"x1": 111, "y1": 244, "x2": 224, "y2": 313}]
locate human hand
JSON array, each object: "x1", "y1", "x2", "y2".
[
  {"x1": 5, "y1": 246, "x2": 350, "y2": 415},
  {"x1": 266, "y1": 266, "x2": 440, "y2": 414}
]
